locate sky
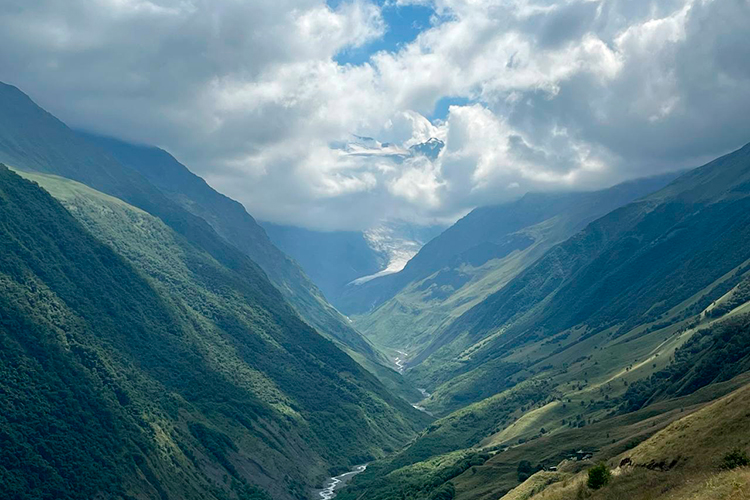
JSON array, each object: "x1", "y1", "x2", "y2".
[{"x1": 0, "y1": 0, "x2": 749, "y2": 231}]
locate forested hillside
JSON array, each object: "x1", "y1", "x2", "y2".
[
  {"x1": 0, "y1": 81, "x2": 416, "y2": 401},
  {"x1": 0, "y1": 80, "x2": 433, "y2": 499},
  {"x1": 410, "y1": 142, "x2": 750, "y2": 408},
  {"x1": 0, "y1": 165, "x2": 428, "y2": 499},
  {"x1": 81, "y1": 135, "x2": 385, "y2": 365}
]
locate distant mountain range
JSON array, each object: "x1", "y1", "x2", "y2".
[
  {"x1": 340, "y1": 174, "x2": 678, "y2": 342},
  {"x1": 331, "y1": 135, "x2": 445, "y2": 162},
  {"x1": 263, "y1": 220, "x2": 444, "y2": 310},
  {"x1": 261, "y1": 222, "x2": 387, "y2": 303}
]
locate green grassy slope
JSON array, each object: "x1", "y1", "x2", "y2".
[
  {"x1": 80, "y1": 134, "x2": 386, "y2": 363},
  {"x1": 409, "y1": 142, "x2": 750, "y2": 409},
  {"x1": 337, "y1": 144, "x2": 750, "y2": 500},
  {"x1": 353, "y1": 175, "x2": 676, "y2": 356},
  {"x1": 447, "y1": 315, "x2": 750, "y2": 500},
  {"x1": 340, "y1": 345, "x2": 750, "y2": 500},
  {"x1": 0, "y1": 165, "x2": 429, "y2": 499},
  {"x1": 505, "y1": 378, "x2": 750, "y2": 500}
]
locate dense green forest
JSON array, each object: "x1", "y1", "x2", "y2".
[
  {"x1": 0, "y1": 163, "x2": 429, "y2": 499},
  {"x1": 622, "y1": 313, "x2": 750, "y2": 411}
]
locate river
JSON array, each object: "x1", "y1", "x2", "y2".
[{"x1": 314, "y1": 464, "x2": 367, "y2": 500}]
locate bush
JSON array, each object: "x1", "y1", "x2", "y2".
[
  {"x1": 586, "y1": 463, "x2": 611, "y2": 490},
  {"x1": 517, "y1": 460, "x2": 539, "y2": 482},
  {"x1": 721, "y1": 448, "x2": 750, "y2": 470},
  {"x1": 429, "y1": 482, "x2": 455, "y2": 500}
]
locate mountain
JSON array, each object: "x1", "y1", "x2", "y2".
[
  {"x1": 0, "y1": 81, "x2": 418, "y2": 399},
  {"x1": 264, "y1": 220, "x2": 444, "y2": 312},
  {"x1": 351, "y1": 175, "x2": 677, "y2": 354},
  {"x1": 77, "y1": 133, "x2": 417, "y2": 396},
  {"x1": 0, "y1": 82, "x2": 431, "y2": 499},
  {"x1": 5, "y1": 77, "x2": 750, "y2": 500},
  {"x1": 409, "y1": 142, "x2": 750, "y2": 411},
  {"x1": 0, "y1": 165, "x2": 429, "y2": 500},
  {"x1": 334, "y1": 143, "x2": 750, "y2": 500},
  {"x1": 260, "y1": 222, "x2": 387, "y2": 305},
  {"x1": 331, "y1": 135, "x2": 445, "y2": 163},
  {"x1": 409, "y1": 138, "x2": 444, "y2": 160}
]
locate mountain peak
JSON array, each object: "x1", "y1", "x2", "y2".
[{"x1": 409, "y1": 137, "x2": 444, "y2": 160}]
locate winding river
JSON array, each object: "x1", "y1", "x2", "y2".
[{"x1": 315, "y1": 464, "x2": 367, "y2": 500}]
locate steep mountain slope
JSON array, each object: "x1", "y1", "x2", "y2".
[
  {"x1": 75, "y1": 132, "x2": 409, "y2": 389},
  {"x1": 410, "y1": 142, "x2": 750, "y2": 408},
  {"x1": 0, "y1": 165, "x2": 429, "y2": 500},
  {"x1": 334, "y1": 143, "x2": 750, "y2": 500},
  {"x1": 352, "y1": 175, "x2": 677, "y2": 354},
  {"x1": 0, "y1": 81, "x2": 416, "y2": 399},
  {"x1": 261, "y1": 222, "x2": 386, "y2": 304}
]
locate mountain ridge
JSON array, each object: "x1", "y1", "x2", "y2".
[
  {"x1": 78, "y1": 133, "x2": 389, "y2": 366},
  {"x1": 351, "y1": 173, "x2": 679, "y2": 356},
  {"x1": 0, "y1": 82, "x2": 431, "y2": 499},
  {"x1": 0, "y1": 81, "x2": 418, "y2": 400}
]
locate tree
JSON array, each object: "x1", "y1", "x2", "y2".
[
  {"x1": 517, "y1": 460, "x2": 537, "y2": 482},
  {"x1": 430, "y1": 482, "x2": 455, "y2": 500},
  {"x1": 721, "y1": 448, "x2": 750, "y2": 470},
  {"x1": 587, "y1": 463, "x2": 611, "y2": 490}
]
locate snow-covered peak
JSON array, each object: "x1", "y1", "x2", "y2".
[
  {"x1": 332, "y1": 135, "x2": 410, "y2": 159},
  {"x1": 408, "y1": 138, "x2": 444, "y2": 160},
  {"x1": 332, "y1": 135, "x2": 443, "y2": 162}
]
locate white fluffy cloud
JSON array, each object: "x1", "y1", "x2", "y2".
[{"x1": 1, "y1": 0, "x2": 749, "y2": 229}]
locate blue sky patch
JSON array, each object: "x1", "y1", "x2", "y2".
[
  {"x1": 332, "y1": 1, "x2": 436, "y2": 66},
  {"x1": 429, "y1": 96, "x2": 472, "y2": 121}
]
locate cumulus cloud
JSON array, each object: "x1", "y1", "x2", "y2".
[{"x1": 0, "y1": 0, "x2": 749, "y2": 230}]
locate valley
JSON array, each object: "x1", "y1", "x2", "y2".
[
  {"x1": 4, "y1": 0, "x2": 750, "y2": 498},
  {"x1": 331, "y1": 143, "x2": 750, "y2": 499},
  {"x1": 2, "y1": 82, "x2": 750, "y2": 500}
]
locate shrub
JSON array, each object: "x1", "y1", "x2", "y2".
[
  {"x1": 721, "y1": 448, "x2": 750, "y2": 470},
  {"x1": 517, "y1": 460, "x2": 538, "y2": 482},
  {"x1": 429, "y1": 482, "x2": 455, "y2": 500},
  {"x1": 586, "y1": 463, "x2": 611, "y2": 490}
]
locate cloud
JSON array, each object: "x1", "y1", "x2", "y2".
[{"x1": 0, "y1": 0, "x2": 749, "y2": 230}]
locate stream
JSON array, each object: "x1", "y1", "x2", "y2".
[
  {"x1": 393, "y1": 349, "x2": 408, "y2": 373},
  {"x1": 314, "y1": 464, "x2": 367, "y2": 500}
]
